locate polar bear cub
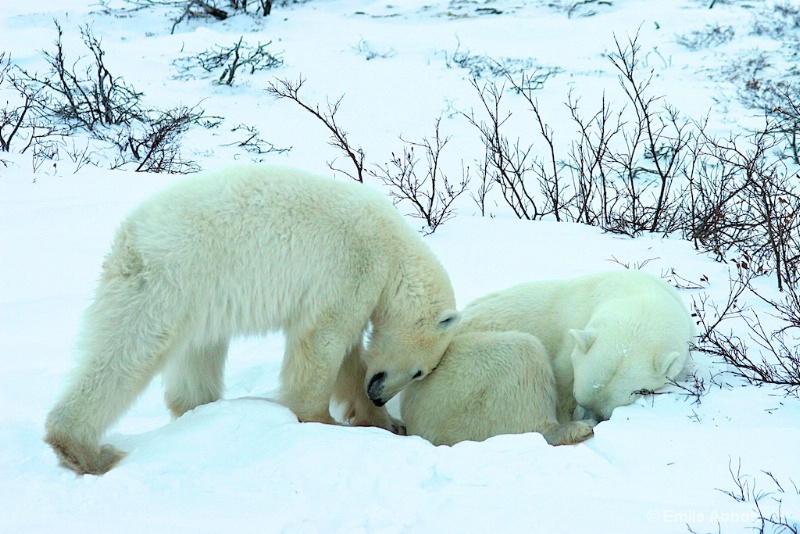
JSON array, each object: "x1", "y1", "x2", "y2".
[
  {"x1": 45, "y1": 164, "x2": 460, "y2": 475},
  {"x1": 401, "y1": 331, "x2": 596, "y2": 446},
  {"x1": 401, "y1": 270, "x2": 694, "y2": 446}
]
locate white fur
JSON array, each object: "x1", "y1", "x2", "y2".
[
  {"x1": 45, "y1": 164, "x2": 459, "y2": 475},
  {"x1": 456, "y1": 270, "x2": 695, "y2": 422},
  {"x1": 401, "y1": 270, "x2": 695, "y2": 446},
  {"x1": 401, "y1": 331, "x2": 596, "y2": 446}
]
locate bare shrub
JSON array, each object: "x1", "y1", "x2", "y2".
[
  {"x1": 751, "y1": 1, "x2": 800, "y2": 40},
  {"x1": 605, "y1": 34, "x2": 693, "y2": 235},
  {"x1": 5, "y1": 23, "x2": 213, "y2": 173},
  {"x1": 230, "y1": 0, "x2": 275, "y2": 16},
  {"x1": 693, "y1": 265, "x2": 800, "y2": 395},
  {"x1": 98, "y1": 0, "x2": 283, "y2": 26},
  {"x1": 721, "y1": 4, "x2": 800, "y2": 166},
  {"x1": 768, "y1": 84, "x2": 800, "y2": 165},
  {"x1": 738, "y1": 81, "x2": 800, "y2": 165},
  {"x1": 267, "y1": 77, "x2": 468, "y2": 234},
  {"x1": 353, "y1": 39, "x2": 396, "y2": 61},
  {"x1": 667, "y1": 371, "x2": 713, "y2": 407},
  {"x1": 563, "y1": 90, "x2": 624, "y2": 226},
  {"x1": 371, "y1": 118, "x2": 469, "y2": 235},
  {"x1": 170, "y1": 0, "x2": 291, "y2": 32},
  {"x1": 463, "y1": 33, "x2": 693, "y2": 234},
  {"x1": 709, "y1": 459, "x2": 800, "y2": 534},
  {"x1": 31, "y1": 138, "x2": 60, "y2": 174},
  {"x1": 266, "y1": 76, "x2": 366, "y2": 182},
  {"x1": 458, "y1": 33, "x2": 798, "y2": 293},
  {"x1": 676, "y1": 24, "x2": 735, "y2": 50},
  {"x1": 462, "y1": 78, "x2": 538, "y2": 219},
  {"x1": 462, "y1": 76, "x2": 563, "y2": 220},
  {"x1": 688, "y1": 127, "x2": 800, "y2": 291},
  {"x1": 174, "y1": 37, "x2": 283, "y2": 85},
  {"x1": 0, "y1": 53, "x2": 42, "y2": 152},
  {"x1": 62, "y1": 138, "x2": 96, "y2": 173},
  {"x1": 107, "y1": 105, "x2": 206, "y2": 173},
  {"x1": 171, "y1": 0, "x2": 231, "y2": 33},
  {"x1": 444, "y1": 41, "x2": 561, "y2": 80},
  {"x1": 1, "y1": 57, "x2": 84, "y2": 168},
  {"x1": 506, "y1": 71, "x2": 571, "y2": 221},
  {"x1": 548, "y1": 0, "x2": 614, "y2": 19},
  {"x1": 468, "y1": 155, "x2": 494, "y2": 217},
  {"x1": 16, "y1": 22, "x2": 146, "y2": 132},
  {"x1": 224, "y1": 123, "x2": 291, "y2": 156}
]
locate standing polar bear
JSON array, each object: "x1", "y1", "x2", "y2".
[
  {"x1": 401, "y1": 270, "x2": 695, "y2": 446},
  {"x1": 45, "y1": 164, "x2": 460, "y2": 475}
]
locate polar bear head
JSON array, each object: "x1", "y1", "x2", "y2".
[
  {"x1": 568, "y1": 327, "x2": 688, "y2": 421},
  {"x1": 364, "y1": 309, "x2": 460, "y2": 407}
]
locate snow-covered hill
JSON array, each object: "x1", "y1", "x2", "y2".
[{"x1": 1, "y1": 1, "x2": 798, "y2": 532}]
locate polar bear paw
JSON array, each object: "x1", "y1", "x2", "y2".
[
  {"x1": 46, "y1": 435, "x2": 126, "y2": 476},
  {"x1": 351, "y1": 411, "x2": 407, "y2": 435},
  {"x1": 541, "y1": 419, "x2": 596, "y2": 446}
]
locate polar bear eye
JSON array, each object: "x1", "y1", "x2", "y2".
[{"x1": 413, "y1": 370, "x2": 424, "y2": 379}]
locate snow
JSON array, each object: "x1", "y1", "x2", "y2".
[{"x1": 1, "y1": 0, "x2": 798, "y2": 532}]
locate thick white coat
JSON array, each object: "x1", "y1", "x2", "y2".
[
  {"x1": 401, "y1": 331, "x2": 596, "y2": 446},
  {"x1": 401, "y1": 270, "x2": 695, "y2": 446},
  {"x1": 456, "y1": 270, "x2": 695, "y2": 422},
  {"x1": 45, "y1": 164, "x2": 459, "y2": 475}
]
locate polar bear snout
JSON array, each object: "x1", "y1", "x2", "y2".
[
  {"x1": 368, "y1": 367, "x2": 429, "y2": 406},
  {"x1": 367, "y1": 372, "x2": 388, "y2": 406}
]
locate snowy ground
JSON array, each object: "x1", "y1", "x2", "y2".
[{"x1": 1, "y1": 0, "x2": 799, "y2": 532}]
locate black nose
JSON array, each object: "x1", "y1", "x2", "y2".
[{"x1": 367, "y1": 372, "x2": 387, "y2": 406}]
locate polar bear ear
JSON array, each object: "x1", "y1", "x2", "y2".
[
  {"x1": 656, "y1": 351, "x2": 685, "y2": 378},
  {"x1": 569, "y1": 329, "x2": 596, "y2": 353},
  {"x1": 436, "y1": 309, "x2": 461, "y2": 332}
]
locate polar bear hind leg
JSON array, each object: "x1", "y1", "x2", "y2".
[
  {"x1": 163, "y1": 338, "x2": 229, "y2": 418},
  {"x1": 45, "y1": 275, "x2": 182, "y2": 474}
]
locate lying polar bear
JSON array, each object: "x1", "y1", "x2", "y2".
[
  {"x1": 401, "y1": 330, "x2": 597, "y2": 446},
  {"x1": 401, "y1": 270, "x2": 695, "y2": 446}
]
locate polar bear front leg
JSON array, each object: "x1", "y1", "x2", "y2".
[
  {"x1": 333, "y1": 343, "x2": 406, "y2": 434},
  {"x1": 279, "y1": 324, "x2": 358, "y2": 425}
]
